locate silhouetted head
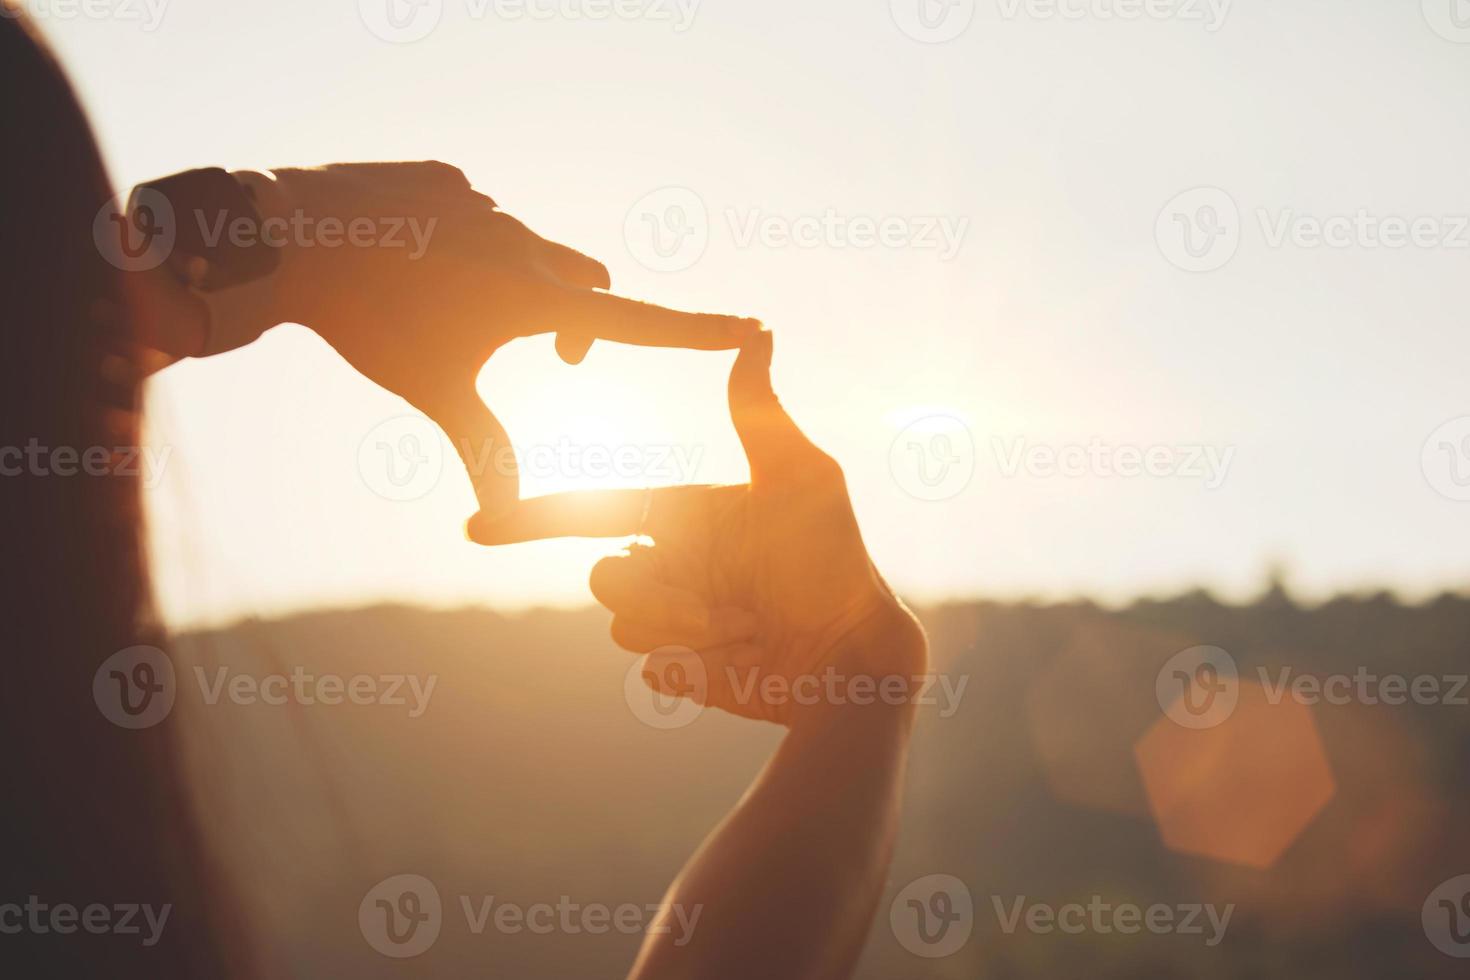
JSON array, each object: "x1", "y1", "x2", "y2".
[{"x1": 0, "y1": 13, "x2": 236, "y2": 977}]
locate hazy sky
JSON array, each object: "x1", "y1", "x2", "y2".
[{"x1": 35, "y1": 0, "x2": 1470, "y2": 628}]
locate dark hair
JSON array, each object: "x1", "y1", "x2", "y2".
[{"x1": 0, "y1": 14, "x2": 239, "y2": 977}]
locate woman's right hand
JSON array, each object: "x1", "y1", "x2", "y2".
[{"x1": 468, "y1": 330, "x2": 928, "y2": 727}]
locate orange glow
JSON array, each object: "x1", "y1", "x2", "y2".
[{"x1": 1134, "y1": 679, "x2": 1336, "y2": 870}]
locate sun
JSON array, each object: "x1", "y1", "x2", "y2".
[{"x1": 477, "y1": 337, "x2": 739, "y2": 499}]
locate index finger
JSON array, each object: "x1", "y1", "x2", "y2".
[
  {"x1": 540, "y1": 285, "x2": 762, "y2": 351},
  {"x1": 465, "y1": 485, "x2": 716, "y2": 545}
]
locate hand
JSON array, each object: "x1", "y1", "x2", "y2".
[
  {"x1": 136, "y1": 161, "x2": 760, "y2": 521},
  {"x1": 469, "y1": 330, "x2": 928, "y2": 727}
]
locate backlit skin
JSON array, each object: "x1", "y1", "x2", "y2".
[
  {"x1": 472, "y1": 330, "x2": 929, "y2": 980},
  {"x1": 131, "y1": 159, "x2": 926, "y2": 979},
  {"x1": 134, "y1": 161, "x2": 761, "y2": 520}
]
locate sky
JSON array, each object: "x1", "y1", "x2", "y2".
[{"x1": 31, "y1": 0, "x2": 1470, "y2": 628}]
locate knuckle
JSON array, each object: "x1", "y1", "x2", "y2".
[
  {"x1": 609, "y1": 617, "x2": 656, "y2": 654},
  {"x1": 588, "y1": 556, "x2": 624, "y2": 608},
  {"x1": 421, "y1": 160, "x2": 469, "y2": 186},
  {"x1": 799, "y1": 451, "x2": 847, "y2": 492}
]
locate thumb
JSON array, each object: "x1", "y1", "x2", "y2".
[
  {"x1": 425, "y1": 390, "x2": 520, "y2": 523},
  {"x1": 728, "y1": 329, "x2": 821, "y2": 480}
]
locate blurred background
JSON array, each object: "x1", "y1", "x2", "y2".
[{"x1": 34, "y1": 0, "x2": 1470, "y2": 975}]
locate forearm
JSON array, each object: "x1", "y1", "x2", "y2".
[{"x1": 628, "y1": 697, "x2": 915, "y2": 980}]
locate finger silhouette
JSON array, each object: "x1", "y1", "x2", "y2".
[
  {"x1": 592, "y1": 552, "x2": 761, "y2": 648},
  {"x1": 425, "y1": 389, "x2": 519, "y2": 521},
  {"x1": 467, "y1": 485, "x2": 713, "y2": 544},
  {"x1": 591, "y1": 553, "x2": 708, "y2": 633},
  {"x1": 640, "y1": 643, "x2": 769, "y2": 715},
  {"x1": 609, "y1": 609, "x2": 761, "y2": 654},
  {"x1": 538, "y1": 239, "x2": 611, "y2": 291},
  {"x1": 537, "y1": 239, "x2": 611, "y2": 366},
  {"x1": 536, "y1": 284, "x2": 760, "y2": 351},
  {"x1": 727, "y1": 328, "x2": 826, "y2": 483}
]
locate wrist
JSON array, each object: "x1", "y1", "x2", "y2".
[
  {"x1": 786, "y1": 600, "x2": 929, "y2": 733},
  {"x1": 229, "y1": 169, "x2": 299, "y2": 326}
]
